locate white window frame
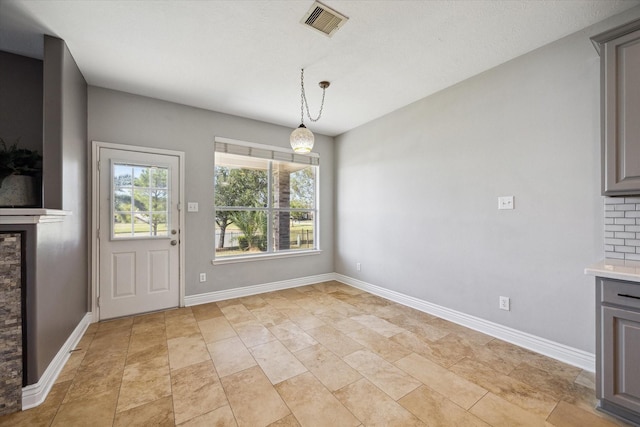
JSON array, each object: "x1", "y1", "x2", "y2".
[
  {"x1": 212, "y1": 137, "x2": 320, "y2": 264},
  {"x1": 110, "y1": 160, "x2": 173, "y2": 241}
]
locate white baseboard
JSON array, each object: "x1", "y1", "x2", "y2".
[
  {"x1": 22, "y1": 312, "x2": 93, "y2": 410},
  {"x1": 334, "y1": 274, "x2": 596, "y2": 372},
  {"x1": 184, "y1": 272, "x2": 594, "y2": 371},
  {"x1": 184, "y1": 273, "x2": 336, "y2": 306}
]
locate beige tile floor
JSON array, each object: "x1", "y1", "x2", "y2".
[{"x1": 0, "y1": 281, "x2": 631, "y2": 427}]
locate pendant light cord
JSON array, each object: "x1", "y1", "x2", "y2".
[{"x1": 300, "y1": 68, "x2": 326, "y2": 124}]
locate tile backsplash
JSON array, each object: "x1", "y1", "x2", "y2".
[{"x1": 605, "y1": 197, "x2": 640, "y2": 260}]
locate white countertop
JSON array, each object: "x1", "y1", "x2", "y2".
[{"x1": 585, "y1": 259, "x2": 640, "y2": 283}]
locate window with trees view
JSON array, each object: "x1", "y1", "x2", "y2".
[{"x1": 214, "y1": 142, "x2": 318, "y2": 259}]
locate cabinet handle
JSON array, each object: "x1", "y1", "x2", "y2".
[{"x1": 617, "y1": 293, "x2": 640, "y2": 301}]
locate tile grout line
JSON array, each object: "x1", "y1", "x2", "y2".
[{"x1": 164, "y1": 311, "x2": 178, "y2": 427}]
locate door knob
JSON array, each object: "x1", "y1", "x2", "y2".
[
  {"x1": 170, "y1": 240, "x2": 178, "y2": 246},
  {"x1": 171, "y1": 229, "x2": 177, "y2": 235}
]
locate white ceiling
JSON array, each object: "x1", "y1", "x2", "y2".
[{"x1": 1, "y1": 0, "x2": 639, "y2": 137}]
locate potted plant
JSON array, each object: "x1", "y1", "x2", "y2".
[{"x1": 0, "y1": 138, "x2": 42, "y2": 207}]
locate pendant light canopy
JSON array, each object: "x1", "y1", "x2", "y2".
[{"x1": 290, "y1": 69, "x2": 329, "y2": 154}]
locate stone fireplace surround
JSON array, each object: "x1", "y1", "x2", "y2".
[{"x1": 0, "y1": 232, "x2": 22, "y2": 416}]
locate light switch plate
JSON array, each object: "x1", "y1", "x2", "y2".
[
  {"x1": 498, "y1": 196, "x2": 514, "y2": 210},
  {"x1": 187, "y1": 202, "x2": 199, "y2": 212}
]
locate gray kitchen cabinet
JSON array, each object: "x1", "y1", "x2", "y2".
[
  {"x1": 592, "y1": 19, "x2": 640, "y2": 196},
  {"x1": 596, "y1": 277, "x2": 640, "y2": 425}
]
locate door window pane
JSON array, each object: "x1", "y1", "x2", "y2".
[{"x1": 112, "y1": 163, "x2": 170, "y2": 238}]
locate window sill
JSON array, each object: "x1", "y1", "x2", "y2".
[{"x1": 212, "y1": 249, "x2": 322, "y2": 265}]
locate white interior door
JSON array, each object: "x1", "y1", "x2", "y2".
[{"x1": 98, "y1": 147, "x2": 180, "y2": 320}]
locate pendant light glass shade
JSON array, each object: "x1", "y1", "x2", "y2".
[{"x1": 290, "y1": 124, "x2": 314, "y2": 154}]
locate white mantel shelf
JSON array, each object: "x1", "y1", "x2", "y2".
[
  {"x1": 0, "y1": 209, "x2": 71, "y2": 224},
  {"x1": 585, "y1": 259, "x2": 640, "y2": 284}
]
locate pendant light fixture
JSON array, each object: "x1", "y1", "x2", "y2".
[{"x1": 290, "y1": 68, "x2": 330, "y2": 154}]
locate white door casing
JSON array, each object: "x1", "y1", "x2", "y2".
[{"x1": 93, "y1": 143, "x2": 185, "y2": 320}]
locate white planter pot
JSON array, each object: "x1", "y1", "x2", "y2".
[{"x1": 0, "y1": 175, "x2": 39, "y2": 207}]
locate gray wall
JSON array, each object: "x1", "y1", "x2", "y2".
[
  {"x1": 34, "y1": 36, "x2": 88, "y2": 381},
  {"x1": 43, "y1": 37, "x2": 64, "y2": 209},
  {"x1": 88, "y1": 87, "x2": 334, "y2": 296},
  {"x1": 0, "y1": 51, "x2": 43, "y2": 155},
  {"x1": 334, "y1": 8, "x2": 640, "y2": 354}
]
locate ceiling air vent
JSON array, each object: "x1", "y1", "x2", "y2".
[{"x1": 301, "y1": 1, "x2": 348, "y2": 38}]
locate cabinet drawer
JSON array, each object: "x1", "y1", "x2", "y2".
[{"x1": 600, "y1": 279, "x2": 640, "y2": 310}]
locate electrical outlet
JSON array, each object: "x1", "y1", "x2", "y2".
[
  {"x1": 199, "y1": 273, "x2": 206, "y2": 282},
  {"x1": 356, "y1": 262, "x2": 361, "y2": 272},
  {"x1": 499, "y1": 296, "x2": 510, "y2": 311},
  {"x1": 498, "y1": 196, "x2": 514, "y2": 210}
]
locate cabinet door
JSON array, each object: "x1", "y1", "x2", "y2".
[
  {"x1": 602, "y1": 29, "x2": 640, "y2": 195},
  {"x1": 602, "y1": 305, "x2": 640, "y2": 413}
]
